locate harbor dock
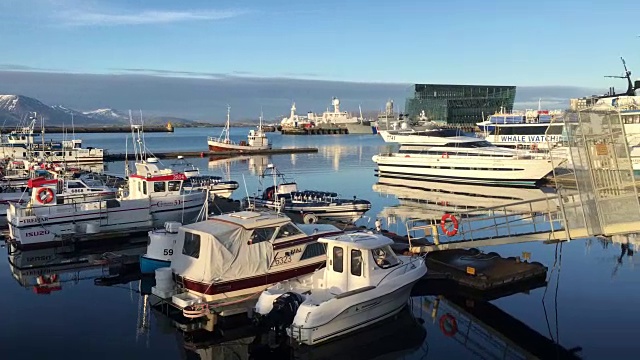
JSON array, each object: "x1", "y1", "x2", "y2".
[
  {"x1": 104, "y1": 147, "x2": 318, "y2": 161},
  {"x1": 281, "y1": 127, "x2": 348, "y2": 135},
  {"x1": 7, "y1": 126, "x2": 175, "y2": 134}
]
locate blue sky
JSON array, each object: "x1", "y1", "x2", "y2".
[{"x1": 0, "y1": 0, "x2": 639, "y2": 88}]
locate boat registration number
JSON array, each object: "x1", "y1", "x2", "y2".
[{"x1": 272, "y1": 255, "x2": 292, "y2": 266}]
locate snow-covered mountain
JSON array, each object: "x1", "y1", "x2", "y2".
[{"x1": 0, "y1": 94, "x2": 194, "y2": 126}]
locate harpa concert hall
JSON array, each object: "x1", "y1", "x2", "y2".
[{"x1": 405, "y1": 84, "x2": 516, "y2": 125}]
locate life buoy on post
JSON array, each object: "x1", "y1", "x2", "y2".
[
  {"x1": 36, "y1": 188, "x2": 55, "y2": 205},
  {"x1": 440, "y1": 213, "x2": 459, "y2": 236},
  {"x1": 303, "y1": 213, "x2": 318, "y2": 224},
  {"x1": 439, "y1": 313, "x2": 458, "y2": 337}
]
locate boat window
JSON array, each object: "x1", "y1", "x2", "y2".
[
  {"x1": 67, "y1": 182, "x2": 86, "y2": 189},
  {"x1": 249, "y1": 227, "x2": 277, "y2": 244},
  {"x1": 105, "y1": 199, "x2": 120, "y2": 208},
  {"x1": 371, "y1": 246, "x2": 400, "y2": 269},
  {"x1": 168, "y1": 181, "x2": 181, "y2": 192},
  {"x1": 275, "y1": 223, "x2": 303, "y2": 239},
  {"x1": 142, "y1": 181, "x2": 147, "y2": 195},
  {"x1": 300, "y1": 242, "x2": 326, "y2": 260},
  {"x1": 332, "y1": 246, "x2": 344, "y2": 273},
  {"x1": 154, "y1": 181, "x2": 166, "y2": 193},
  {"x1": 182, "y1": 232, "x2": 201, "y2": 258},
  {"x1": 351, "y1": 249, "x2": 363, "y2": 276}
]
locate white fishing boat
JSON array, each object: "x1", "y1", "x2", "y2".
[
  {"x1": 374, "y1": 128, "x2": 555, "y2": 187},
  {"x1": 207, "y1": 107, "x2": 271, "y2": 152},
  {"x1": 254, "y1": 232, "x2": 426, "y2": 345},
  {"x1": 0, "y1": 116, "x2": 104, "y2": 163},
  {"x1": 154, "y1": 211, "x2": 343, "y2": 306},
  {"x1": 6, "y1": 126, "x2": 207, "y2": 250}
]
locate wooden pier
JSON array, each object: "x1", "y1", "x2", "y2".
[{"x1": 104, "y1": 147, "x2": 318, "y2": 161}]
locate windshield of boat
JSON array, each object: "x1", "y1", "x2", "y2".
[
  {"x1": 415, "y1": 129, "x2": 470, "y2": 137},
  {"x1": 371, "y1": 245, "x2": 400, "y2": 269}
]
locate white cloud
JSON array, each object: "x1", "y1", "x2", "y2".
[{"x1": 55, "y1": 9, "x2": 246, "y2": 26}]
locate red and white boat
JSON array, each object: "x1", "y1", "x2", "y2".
[{"x1": 207, "y1": 107, "x2": 271, "y2": 152}]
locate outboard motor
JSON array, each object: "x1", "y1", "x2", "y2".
[{"x1": 259, "y1": 292, "x2": 305, "y2": 340}]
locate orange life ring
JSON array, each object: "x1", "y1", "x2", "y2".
[
  {"x1": 441, "y1": 152, "x2": 449, "y2": 159},
  {"x1": 440, "y1": 213, "x2": 459, "y2": 236},
  {"x1": 439, "y1": 313, "x2": 458, "y2": 337},
  {"x1": 36, "y1": 187, "x2": 55, "y2": 204},
  {"x1": 266, "y1": 189, "x2": 274, "y2": 200}
]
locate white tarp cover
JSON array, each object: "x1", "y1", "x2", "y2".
[{"x1": 171, "y1": 220, "x2": 273, "y2": 284}]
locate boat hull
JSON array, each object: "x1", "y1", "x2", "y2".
[
  {"x1": 207, "y1": 140, "x2": 271, "y2": 152},
  {"x1": 372, "y1": 154, "x2": 554, "y2": 187},
  {"x1": 344, "y1": 123, "x2": 377, "y2": 135},
  {"x1": 247, "y1": 198, "x2": 371, "y2": 223},
  {"x1": 140, "y1": 255, "x2": 170, "y2": 274},
  {"x1": 290, "y1": 282, "x2": 416, "y2": 345}
]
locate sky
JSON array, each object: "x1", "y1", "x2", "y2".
[{"x1": 0, "y1": 0, "x2": 638, "y2": 119}]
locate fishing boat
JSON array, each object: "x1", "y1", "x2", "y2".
[
  {"x1": 207, "y1": 107, "x2": 271, "y2": 152},
  {"x1": 152, "y1": 211, "x2": 342, "y2": 307},
  {"x1": 139, "y1": 220, "x2": 182, "y2": 273},
  {"x1": 253, "y1": 232, "x2": 426, "y2": 345},
  {"x1": 0, "y1": 175, "x2": 117, "y2": 227},
  {"x1": 0, "y1": 116, "x2": 104, "y2": 163},
  {"x1": 374, "y1": 127, "x2": 555, "y2": 187},
  {"x1": 6, "y1": 126, "x2": 207, "y2": 250},
  {"x1": 244, "y1": 164, "x2": 371, "y2": 224}
]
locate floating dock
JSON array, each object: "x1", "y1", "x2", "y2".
[{"x1": 104, "y1": 147, "x2": 318, "y2": 161}]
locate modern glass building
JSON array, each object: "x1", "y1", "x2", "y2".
[{"x1": 405, "y1": 84, "x2": 516, "y2": 124}]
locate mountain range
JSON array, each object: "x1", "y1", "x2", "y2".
[{"x1": 0, "y1": 94, "x2": 198, "y2": 127}]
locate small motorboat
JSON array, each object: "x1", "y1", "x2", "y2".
[
  {"x1": 244, "y1": 164, "x2": 371, "y2": 224},
  {"x1": 253, "y1": 232, "x2": 426, "y2": 345},
  {"x1": 171, "y1": 156, "x2": 240, "y2": 199}
]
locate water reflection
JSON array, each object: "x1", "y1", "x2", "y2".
[
  {"x1": 373, "y1": 177, "x2": 557, "y2": 224},
  {"x1": 8, "y1": 241, "x2": 145, "y2": 294},
  {"x1": 208, "y1": 155, "x2": 271, "y2": 177}
]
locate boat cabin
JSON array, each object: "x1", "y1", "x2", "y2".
[
  {"x1": 171, "y1": 211, "x2": 334, "y2": 288},
  {"x1": 318, "y1": 233, "x2": 401, "y2": 293},
  {"x1": 128, "y1": 158, "x2": 188, "y2": 198}
]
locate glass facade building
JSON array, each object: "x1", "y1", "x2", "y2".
[{"x1": 405, "y1": 84, "x2": 516, "y2": 124}]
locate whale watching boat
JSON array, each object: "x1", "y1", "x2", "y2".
[
  {"x1": 207, "y1": 107, "x2": 271, "y2": 152},
  {"x1": 149, "y1": 211, "x2": 343, "y2": 307},
  {"x1": 244, "y1": 164, "x2": 371, "y2": 224},
  {"x1": 374, "y1": 127, "x2": 555, "y2": 187},
  {"x1": 254, "y1": 232, "x2": 426, "y2": 345},
  {"x1": 6, "y1": 126, "x2": 207, "y2": 250}
]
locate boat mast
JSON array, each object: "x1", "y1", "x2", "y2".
[{"x1": 226, "y1": 105, "x2": 231, "y2": 142}]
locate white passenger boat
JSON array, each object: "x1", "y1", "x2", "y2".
[
  {"x1": 254, "y1": 232, "x2": 426, "y2": 345},
  {"x1": 6, "y1": 127, "x2": 207, "y2": 250},
  {"x1": 156, "y1": 211, "x2": 343, "y2": 305},
  {"x1": 374, "y1": 128, "x2": 555, "y2": 187},
  {"x1": 207, "y1": 107, "x2": 271, "y2": 152},
  {"x1": 476, "y1": 107, "x2": 565, "y2": 149}
]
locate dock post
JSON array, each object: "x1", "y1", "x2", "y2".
[{"x1": 431, "y1": 224, "x2": 440, "y2": 245}]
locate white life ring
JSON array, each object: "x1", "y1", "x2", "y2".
[{"x1": 303, "y1": 213, "x2": 318, "y2": 224}]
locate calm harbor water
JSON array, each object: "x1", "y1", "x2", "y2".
[{"x1": 2, "y1": 128, "x2": 640, "y2": 359}]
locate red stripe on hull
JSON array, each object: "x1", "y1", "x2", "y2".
[{"x1": 178, "y1": 261, "x2": 324, "y2": 296}]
